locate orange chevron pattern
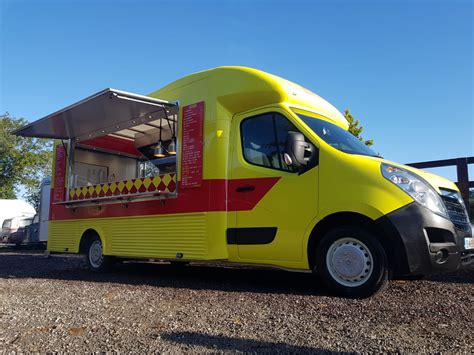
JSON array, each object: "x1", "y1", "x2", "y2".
[{"x1": 69, "y1": 174, "x2": 177, "y2": 201}]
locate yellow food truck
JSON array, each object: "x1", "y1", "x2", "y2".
[{"x1": 14, "y1": 66, "x2": 473, "y2": 298}]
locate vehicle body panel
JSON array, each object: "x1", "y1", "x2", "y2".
[{"x1": 1, "y1": 216, "x2": 34, "y2": 244}]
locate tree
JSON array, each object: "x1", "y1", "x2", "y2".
[
  {"x1": 0, "y1": 113, "x2": 53, "y2": 209},
  {"x1": 344, "y1": 109, "x2": 374, "y2": 146}
]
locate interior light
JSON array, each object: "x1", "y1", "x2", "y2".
[
  {"x1": 154, "y1": 116, "x2": 166, "y2": 158},
  {"x1": 162, "y1": 108, "x2": 177, "y2": 156},
  {"x1": 154, "y1": 142, "x2": 166, "y2": 158},
  {"x1": 168, "y1": 139, "x2": 176, "y2": 155}
]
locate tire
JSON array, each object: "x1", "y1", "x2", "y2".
[
  {"x1": 316, "y1": 226, "x2": 389, "y2": 298},
  {"x1": 85, "y1": 235, "x2": 114, "y2": 272}
]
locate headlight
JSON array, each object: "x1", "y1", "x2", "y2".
[{"x1": 381, "y1": 163, "x2": 448, "y2": 218}]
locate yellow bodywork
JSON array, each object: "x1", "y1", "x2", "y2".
[{"x1": 48, "y1": 66, "x2": 458, "y2": 270}]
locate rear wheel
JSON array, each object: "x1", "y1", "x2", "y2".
[
  {"x1": 316, "y1": 227, "x2": 389, "y2": 298},
  {"x1": 85, "y1": 235, "x2": 114, "y2": 272}
]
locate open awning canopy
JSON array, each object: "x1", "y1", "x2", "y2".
[{"x1": 13, "y1": 89, "x2": 179, "y2": 142}]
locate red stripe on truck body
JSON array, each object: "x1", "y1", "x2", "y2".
[{"x1": 49, "y1": 177, "x2": 280, "y2": 221}]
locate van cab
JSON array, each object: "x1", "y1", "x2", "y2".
[{"x1": 14, "y1": 66, "x2": 473, "y2": 298}]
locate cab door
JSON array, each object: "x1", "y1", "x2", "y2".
[{"x1": 228, "y1": 107, "x2": 319, "y2": 265}]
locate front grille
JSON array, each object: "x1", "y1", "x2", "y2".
[{"x1": 440, "y1": 193, "x2": 471, "y2": 233}]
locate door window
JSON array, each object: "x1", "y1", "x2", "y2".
[{"x1": 241, "y1": 112, "x2": 300, "y2": 172}]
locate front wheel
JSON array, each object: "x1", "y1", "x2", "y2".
[
  {"x1": 85, "y1": 235, "x2": 114, "y2": 272},
  {"x1": 316, "y1": 227, "x2": 389, "y2": 298}
]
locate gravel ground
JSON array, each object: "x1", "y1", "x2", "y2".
[{"x1": 0, "y1": 248, "x2": 472, "y2": 353}]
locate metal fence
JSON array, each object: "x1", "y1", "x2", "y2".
[{"x1": 407, "y1": 157, "x2": 473, "y2": 217}]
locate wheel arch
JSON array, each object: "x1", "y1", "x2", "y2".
[
  {"x1": 307, "y1": 211, "x2": 409, "y2": 274},
  {"x1": 79, "y1": 228, "x2": 103, "y2": 254}
]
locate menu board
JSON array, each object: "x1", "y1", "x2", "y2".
[
  {"x1": 181, "y1": 101, "x2": 204, "y2": 188},
  {"x1": 53, "y1": 144, "x2": 67, "y2": 202}
]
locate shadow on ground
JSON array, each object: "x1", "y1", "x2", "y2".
[
  {"x1": 423, "y1": 271, "x2": 474, "y2": 284},
  {"x1": 0, "y1": 249, "x2": 331, "y2": 296},
  {"x1": 160, "y1": 331, "x2": 336, "y2": 353},
  {"x1": 0, "y1": 248, "x2": 471, "y2": 298}
]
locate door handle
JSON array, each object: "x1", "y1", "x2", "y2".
[{"x1": 236, "y1": 185, "x2": 255, "y2": 193}]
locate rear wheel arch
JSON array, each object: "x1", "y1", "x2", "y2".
[
  {"x1": 307, "y1": 212, "x2": 406, "y2": 273},
  {"x1": 79, "y1": 228, "x2": 103, "y2": 254},
  {"x1": 79, "y1": 228, "x2": 114, "y2": 272}
]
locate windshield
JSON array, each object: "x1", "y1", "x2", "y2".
[
  {"x1": 18, "y1": 218, "x2": 33, "y2": 227},
  {"x1": 297, "y1": 114, "x2": 378, "y2": 157}
]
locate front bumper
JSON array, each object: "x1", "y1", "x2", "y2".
[{"x1": 376, "y1": 202, "x2": 473, "y2": 275}]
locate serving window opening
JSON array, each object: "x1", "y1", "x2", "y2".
[{"x1": 68, "y1": 111, "x2": 179, "y2": 203}]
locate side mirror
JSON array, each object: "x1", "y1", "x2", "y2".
[{"x1": 284, "y1": 131, "x2": 318, "y2": 173}]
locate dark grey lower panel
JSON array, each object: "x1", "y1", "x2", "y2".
[{"x1": 376, "y1": 202, "x2": 471, "y2": 275}]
